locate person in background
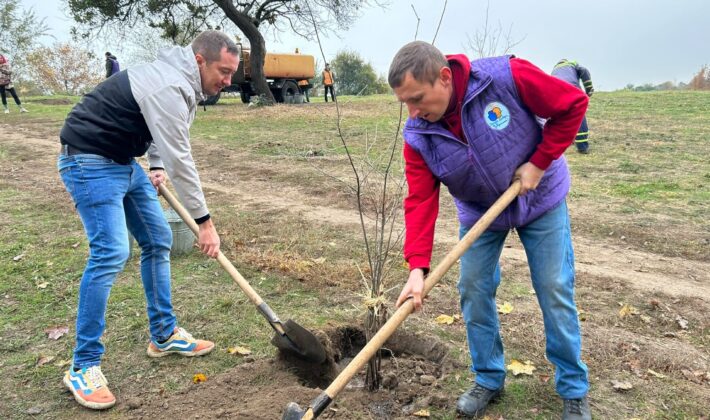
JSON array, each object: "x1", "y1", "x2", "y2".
[
  {"x1": 105, "y1": 52, "x2": 120, "y2": 78},
  {"x1": 389, "y1": 41, "x2": 591, "y2": 420},
  {"x1": 0, "y1": 54, "x2": 29, "y2": 114},
  {"x1": 551, "y1": 59, "x2": 594, "y2": 154},
  {"x1": 298, "y1": 79, "x2": 310, "y2": 102},
  {"x1": 322, "y1": 62, "x2": 336, "y2": 102},
  {"x1": 58, "y1": 30, "x2": 239, "y2": 410}
]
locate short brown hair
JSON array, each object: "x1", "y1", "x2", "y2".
[
  {"x1": 388, "y1": 41, "x2": 448, "y2": 88},
  {"x1": 191, "y1": 30, "x2": 240, "y2": 63}
]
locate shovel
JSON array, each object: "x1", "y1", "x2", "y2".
[
  {"x1": 282, "y1": 180, "x2": 522, "y2": 419},
  {"x1": 158, "y1": 184, "x2": 326, "y2": 364}
]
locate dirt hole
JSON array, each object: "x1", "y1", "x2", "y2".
[{"x1": 125, "y1": 326, "x2": 458, "y2": 419}]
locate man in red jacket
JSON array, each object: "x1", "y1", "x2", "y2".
[{"x1": 390, "y1": 41, "x2": 591, "y2": 420}]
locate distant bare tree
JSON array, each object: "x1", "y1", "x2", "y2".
[
  {"x1": 689, "y1": 65, "x2": 710, "y2": 90},
  {"x1": 464, "y1": 0, "x2": 525, "y2": 58},
  {"x1": 26, "y1": 43, "x2": 103, "y2": 95}
]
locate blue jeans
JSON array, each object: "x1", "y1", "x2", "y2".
[
  {"x1": 58, "y1": 153, "x2": 176, "y2": 368},
  {"x1": 458, "y1": 201, "x2": 588, "y2": 399}
]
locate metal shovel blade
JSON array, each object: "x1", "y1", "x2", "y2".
[
  {"x1": 281, "y1": 402, "x2": 307, "y2": 420},
  {"x1": 271, "y1": 319, "x2": 327, "y2": 363}
]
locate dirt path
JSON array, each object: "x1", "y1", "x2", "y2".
[{"x1": 3, "y1": 124, "x2": 708, "y2": 301}]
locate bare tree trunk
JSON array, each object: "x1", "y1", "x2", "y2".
[
  {"x1": 214, "y1": 0, "x2": 275, "y2": 102},
  {"x1": 365, "y1": 306, "x2": 387, "y2": 390}
]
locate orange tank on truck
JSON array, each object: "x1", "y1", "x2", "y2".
[{"x1": 200, "y1": 47, "x2": 316, "y2": 105}]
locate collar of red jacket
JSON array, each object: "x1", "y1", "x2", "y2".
[{"x1": 441, "y1": 54, "x2": 471, "y2": 139}]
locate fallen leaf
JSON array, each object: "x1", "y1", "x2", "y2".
[
  {"x1": 36, "y1": 282, "x2": 49, "y2": 289},
  {"x1": 54, "y1": 359, "x2": 72, "y2": 368},
  {"x1": 13, "y1": 254, "x2": 25, "y2": 262},
  {"x1": 311, "y1": 257, "x2": 326, "y2": 264},
  {"x1": 497, "y1": 302, "x2": 514, "y2": 314},
  {"x1": 435, "y1": 314, "x2": 455, "y2": 325},
  {"x1": 192, "y1": 373, "x2": 207, "y2": 383},
  {"x1": 413, "y1": 409, "x2": 430, "y2": 417},
  {"x1": 71, "y1": 242, "x2": 81, "y2": 248},
  {"x1": 675, "y1": 316, "x2": 688, "y2": 330},
  {"x1": 45, "y1": 326, "x2": 69, "y2": 340},
  {"x1": 611, "y1": 380, "x2": 633, "y2": 391},
  {"x1": 36, "y1": 355, "x2": 55, "y2": 367},
  {"x1": 227, "y1": 346, "x2": 252, "y2": 356},
  {"x1": 507, "y1": 359, "x2": 536, "y2": 376},
  {"x1": 619, "y1": 303, "x2": 638, "y2": 318},
  {"x1": 647, "y1": 369, "x2": 666, "y2": 379}
]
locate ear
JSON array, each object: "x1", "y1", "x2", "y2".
[
  {"x1": 195, "y1": 53, "x2": 206, "y2": 67},
  {"x1": 440, "y1": 66, "x2": 453, "y2": 86}
]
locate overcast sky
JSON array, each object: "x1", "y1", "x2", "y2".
[{"x1": 25, "y1": 0, "x2": 710, "y2": 90}]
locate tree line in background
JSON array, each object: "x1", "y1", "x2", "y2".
[
  {"x1": 1, "y1": 0, "x2": 103, "y2": 95},
  {"x1": 623, "y1": 65, "x2": 710, "y2": 91},
  {"x1": 2, "y1": 0, "x2": 709, "y2": 96}
]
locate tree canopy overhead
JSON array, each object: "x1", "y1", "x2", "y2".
[{"x1": 67, "y1": 0, "x2": 377, "y2": 100}]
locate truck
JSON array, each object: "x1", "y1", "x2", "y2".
[{"x1": 201, "y1": 46, "x2": 315, "y2": 105}]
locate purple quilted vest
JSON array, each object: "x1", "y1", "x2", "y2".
[{"x1": 403, "y1": 56, "x2": 570, "y2": 230}]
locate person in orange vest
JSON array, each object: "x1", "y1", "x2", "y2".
[
  {"x1": 322, "y1": 63, "x2": 335, "y2": 102},
  {"x1": 298, "y1": 79, "x2": 310, "y2": 102}
]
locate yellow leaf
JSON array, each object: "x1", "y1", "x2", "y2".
[
  {"x1": 227, "y1": 346, "x2": 252, "y2": 356},
  {"x1": 647, "y1": 369, "x2": 666, "y2": 379},
  {"x1": 311, "y1": 257, "x2": 326, "y2": 264},
  {"x1": 619, "y1": 304, "x2": 638, "y2": 318},
  {"x1": 435, "y1": 314, "x2": 455, "y2": 325},
  {"x1": 36, "y1": 282, "x2": 49, "y2": 289},
  {"x1": 497, "y1": 302, "x2": 514, "y2": 314},
  {"x1": 192, "y1": 373, "x2": 207, "y2": 383},
  {"x1": 506, "y1": 359, "x2": 536, "y2": 376},
  {"x1": 413, "y1": 409, "x2": 430, "y2": 417}
]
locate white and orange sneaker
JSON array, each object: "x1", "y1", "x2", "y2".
[
  {"x1": 146, "y1": 327, "x2": 214, "y2": 358},
  {"x1": 63, "y1": 365, "x2": 116, "y2": 410}
]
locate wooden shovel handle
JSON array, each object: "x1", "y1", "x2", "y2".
[
  {"x1": 313, "y1": 180, "x2": 522, "y2": 414},
  {"x1": 157, "y1": 184, "x2": 271, "y2": 312}
]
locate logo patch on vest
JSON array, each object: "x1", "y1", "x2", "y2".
[{"x1": 483, "y1": 102, "x2": 511, "y2": 130}]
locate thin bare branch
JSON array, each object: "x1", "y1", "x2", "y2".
[
  {"x1": 411, "y1": 4, "x2": 420, "y2": 40},
  {"x1": 431, "y1": 0, "x2": 448, "y2": 45}
]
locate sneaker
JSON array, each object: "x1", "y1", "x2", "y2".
[
  {"x1": 146, "y1": 326, "x2": 214, "y2": 358},
  {"x1": 456, "y1": 383, "x2": 504, "y2": 418},
  {"x1": 63, "y1": 365, "x2": 116, "y2": 410},
  {"x1": 20, "y1": 107, "x2": 28, "y2": 113},
  {"x1": 3, "y1": 108, "x2": 8, "y2": 114},
  {"x1": 562, "y1": 396, "x2": 591, "y2": 420}
]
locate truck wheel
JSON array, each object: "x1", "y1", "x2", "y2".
[
  {"x1": 240, "y1": 91, "x2": 251, "y2": 104},
  {"x1": 281, "y1": 80, "x2": 298, "y2": 104},
  {"x1": 199, "y1": 92, "x2": 221, "y2": 106}
]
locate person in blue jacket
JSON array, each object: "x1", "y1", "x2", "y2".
[{"x1": 105, "y1": 52, "x2": 120, "y2": 78}]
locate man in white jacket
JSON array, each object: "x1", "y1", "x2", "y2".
[{"x1": 58, "y1": 30, "x2": 239, "y2": 410}]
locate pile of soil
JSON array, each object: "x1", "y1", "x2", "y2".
[{"x1": 124, "y1": 327, "x2": 462, "y2": 419}]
